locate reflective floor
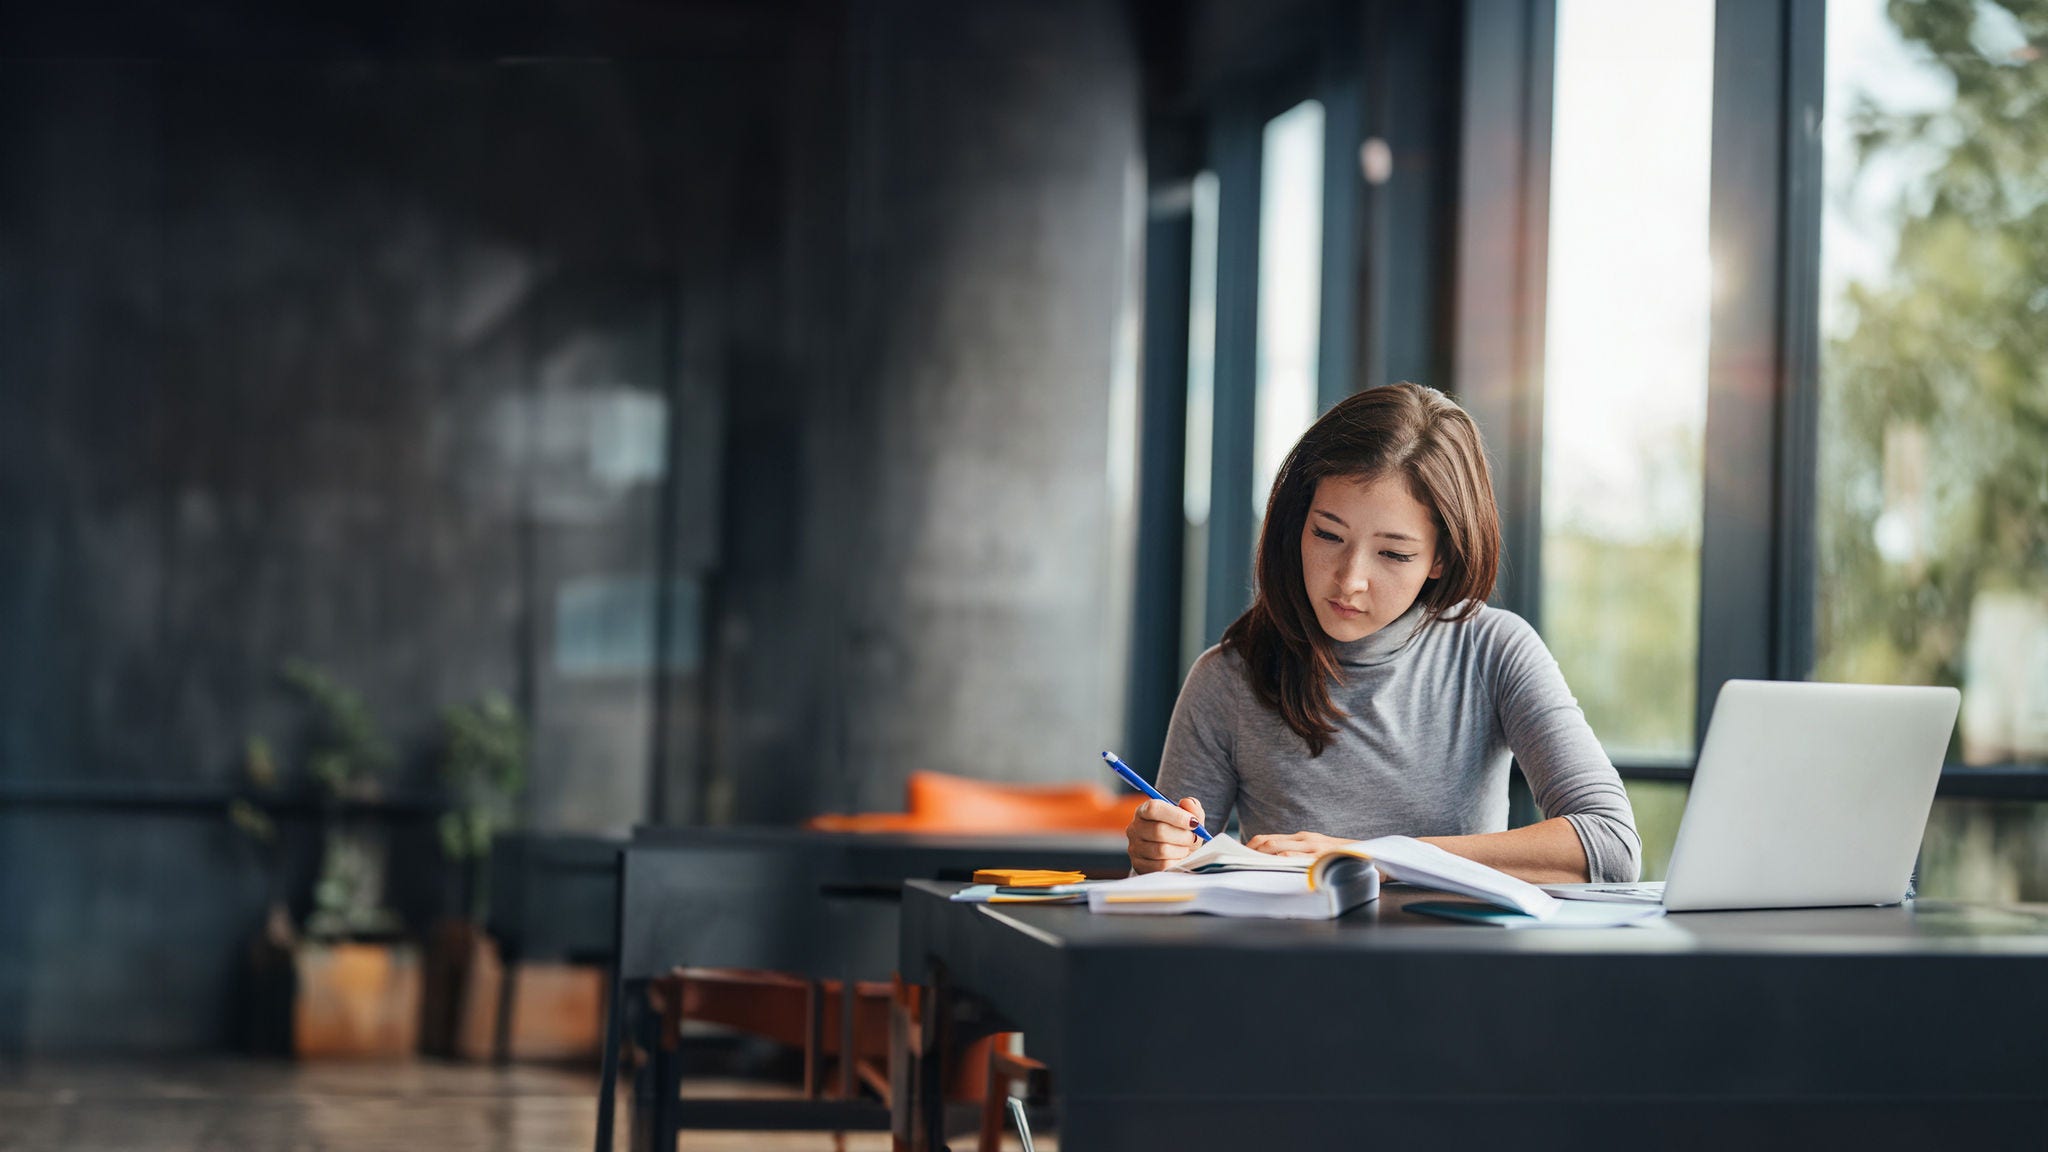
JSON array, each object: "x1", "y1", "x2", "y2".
[{"x1": 0, "y1": 1060, "x2": 1045, "y2": 1151}]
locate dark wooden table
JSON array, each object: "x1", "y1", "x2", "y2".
[
  {"x1": 595, "y1": 827, "x2": 1132, "y2": 1152},
  {"x1": 896, "y1": 880, "x2": 2048, "y2": 1151}
]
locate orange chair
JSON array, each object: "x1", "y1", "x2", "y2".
[
  {"x1": 980, "y1": 1047, "x2": 1050, "y2": 1152},
  {"x1": 647, "y1": 968, "x2": 896, "y2": 1099},
  {"x1": 672, "y1": 772, "x2": 1129, "y2": 1148},
  {"x1": 817, "y1": 771, "x2": 1128, "y2": 1147}
]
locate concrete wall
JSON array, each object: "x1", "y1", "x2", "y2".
[
  {"x1": 712, "y1": 0, "x2": 1140, "y2": 822},
  {"x1": 0, "y1": 53, "x2": 755, "y2": 1050},
  {"x1": 0, "y1": 0, "x2": 1141, "y2": 1050}
]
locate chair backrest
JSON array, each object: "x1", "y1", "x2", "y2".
[
  {"x1": 616, "y1": 831, "x2": 854, "y2": 982},
  {"x1": 488, "y1": 832, "x2": 624, "y2": 964}
]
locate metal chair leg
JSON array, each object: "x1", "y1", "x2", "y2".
[
  {"x1": 978, "y1": 1044, "x2": 1046, "y2": 1152},
  {"x1": 1006, "y1": 1097, "x2": 1036, "y2": 1152}
]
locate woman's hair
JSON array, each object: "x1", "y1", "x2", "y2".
[{"x1": 1220, "y1": 382, "x2": 1501, "y2": 756}]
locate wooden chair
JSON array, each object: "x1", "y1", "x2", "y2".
[
  {"x1": 978, "y1": 1046, "x2": 1049, "y2": 1152},
  {"x1": 661, "y1": 772, "x2": 1129, "y2": 1143},
  {"x1": 889, "y1": 973, "x2": 1044, "y2": 1152},
  {"x1": 646, "y1": 967, "x2": 894, "y2": 1099}
]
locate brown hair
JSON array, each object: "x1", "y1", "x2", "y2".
[{"x1": 1219, "y1": 382, "x2": 1501, "y2": 755}]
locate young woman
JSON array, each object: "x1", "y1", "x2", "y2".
[{"x1": 1126, "y1": 383, "x2": 1640, "y2": 885}]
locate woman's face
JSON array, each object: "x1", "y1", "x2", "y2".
[{"x1": 1299, "y1": 473, "x2": 1446, "y2": 642}]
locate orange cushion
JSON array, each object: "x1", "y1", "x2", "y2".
[
  {"x1": 904, "y1": 770, "x2": 1133, "y2": 832},
  {"x1": 805, "y1": 770, "x2": 1139, "y2": 834}
]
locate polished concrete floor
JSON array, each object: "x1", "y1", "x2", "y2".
[{"x1": 0, "y1": 1059, "x2": 1041, "y2": 1151}]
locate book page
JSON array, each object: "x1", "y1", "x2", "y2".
[
  {"x1": 1100, "y1": 869, "x2": 1311, "y2": 895},
  {"x1": 1319, "y1": 836, "x2": 1560, "y2": 918},
  {"x1": 1088, "y1": 862, "x2": 1377, "y2": 919},
  {"x1": 1166, "y1": 832, "x2": 1311, "y2": 874}
]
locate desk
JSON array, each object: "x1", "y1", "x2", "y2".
[
  {"x1": 897, "y1": 881, "x2": 2048, "y2": 1150},
  {"x1": 597, "y1": 828, "x2": 1130, "y2": 1152}
]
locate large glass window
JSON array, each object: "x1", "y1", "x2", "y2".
[
  {"x1": 1181, "y1": 172, "x2": 1220, "y2": 674},
  {"x1": 1539, "y1": 0, "x2": 1717, "y2": 770},
  {"x1": 1252, "y1": 100, "x2": 1326, "y2": 522},
  {"x1": 1815, "y1": 0, "x2": 2048, "y2": 765},
  {"x1": 1817, "y1": 1, "x2": 2048, "y2": 899}
]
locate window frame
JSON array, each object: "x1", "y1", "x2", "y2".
[
  {"x1": 1589, "y1": 0, "x2": 2048, "y2": 798},
  {"x1": 1129, "y1": 0, "x2": 2048, "y2": 798},
  {"x1": 1124, "y1": 9, "x2": 1377, "y2": 773}
]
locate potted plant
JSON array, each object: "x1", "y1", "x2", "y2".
[
  {"x1": 420, "y1": 693, "x2": 528, "y2": 1058},
  {"x1": 230, "y1": 660, "x2": 420, "y2": 1058},
  {"x1": 438, "y1": 692, "x2": 527, "y2": 925}
]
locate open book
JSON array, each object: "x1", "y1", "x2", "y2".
[
  {"x1": 1087, "y1": 854, "x2": 1379, "y2": 919},
  {"x1": 1087, "y1": 833, "x2": 1561, "y2": 920}
]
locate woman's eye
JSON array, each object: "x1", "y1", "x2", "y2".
[
  {"x1": 1312, "y1": 527, "x2": 1341, "y2": 542},
  {"x1": 1381, "y1": 551, "x2": 1416, "y2": 563}
]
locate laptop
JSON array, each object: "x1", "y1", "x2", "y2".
[{"x1": 1544, "y1": 679, "x2": 1961, "y2": 912}]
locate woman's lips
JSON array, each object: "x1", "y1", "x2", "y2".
[{"x1": 1326, "y1": 599, "x2": 1364, "y2": 618}]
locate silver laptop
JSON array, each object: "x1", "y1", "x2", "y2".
[{"x1": 1545, "y1": 679, "x2": 1960, "y2": 912}]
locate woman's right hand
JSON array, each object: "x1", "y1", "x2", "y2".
[{"x1": 1125, "y1": 797, "x2": 1207, "y2": 874}]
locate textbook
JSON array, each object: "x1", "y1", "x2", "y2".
[
  {"x1": 1088, "y1": 833, "x2": 1562, "y2": 920},
  {"x1": 1169, "y1": 832, "x2": 1318, "y2": 874},
  {"x1": 1086, "y1": 856, "x2": 1380, "y2": 919}
]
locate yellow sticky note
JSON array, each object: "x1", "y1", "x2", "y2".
[{"x1": 973, "y1": 868, "x2": 1088, "y2": 888}]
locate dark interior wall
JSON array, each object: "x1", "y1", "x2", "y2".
[
  {"x1": 0, "y1": 53, "x2": 759, "y2": 813},
  {"x1": 0, "y1": 47, "x2": 774, "y2": 1050},
  {"x1": 683, "y1": 0, "x2": 1143, "y2": 824},
  {"x1": 751, "y1": 0, "x2": 1140, "y2": 819},
  {"x1": 0, "y1": 0, "x2": 1142, "y2": 1050}
]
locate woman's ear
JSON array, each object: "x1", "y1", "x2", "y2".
[{"x1": 1427, "y1": 555, "x2": 1446, "y2": 581}]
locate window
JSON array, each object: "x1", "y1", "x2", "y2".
[
  {"x1": 1816, "y1": 0, "x2": 2048, "y2": 899},
  {"x1": 1539, "y1": 0, "x2": 1717, "y2": 766},
  {"x1": 1182, "y1": 171, "x2": 1220, "y2": 673},
  {"x1": 1252, "y1": 100, "x2": 1326, "y2": 524},
  {"x1": 1815, "y1": 0, "x2": 2048, "y2": 768}
]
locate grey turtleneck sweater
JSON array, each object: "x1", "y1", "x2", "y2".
[{"x1": 1157, "y1": 602, "x2": 1643, "y2": 884}]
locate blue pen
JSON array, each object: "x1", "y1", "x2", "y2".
[{"x1": 1101, "y1": 751, "x2": 1212, "y2": 842}]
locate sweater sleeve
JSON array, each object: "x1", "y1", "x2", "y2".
[
  {"x1": 1486, "y1": 612, "x2": 1643, "y2": 883},
  {"x1": 1153, "y1": 646, "x2": 1242, "y2": 839}
]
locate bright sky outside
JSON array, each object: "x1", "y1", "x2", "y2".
[
  {"x1": 1184, "y1": 172, "x2": 1218, "y2": 527},
  {"x1": 1543, "y1": 0, "x2": 1716, "y2": 543},
  {"x1": 1252, "y1": 99, "x2": 1325, "y2": 519}
]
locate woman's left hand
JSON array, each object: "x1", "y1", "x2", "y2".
[{"x1": 1245, "y1": 831, "x2": 1356, "y2": 857}]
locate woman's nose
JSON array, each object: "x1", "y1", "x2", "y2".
[{"x1": 1339, "y1": 551, "x2": 1370, "y2": 590}]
